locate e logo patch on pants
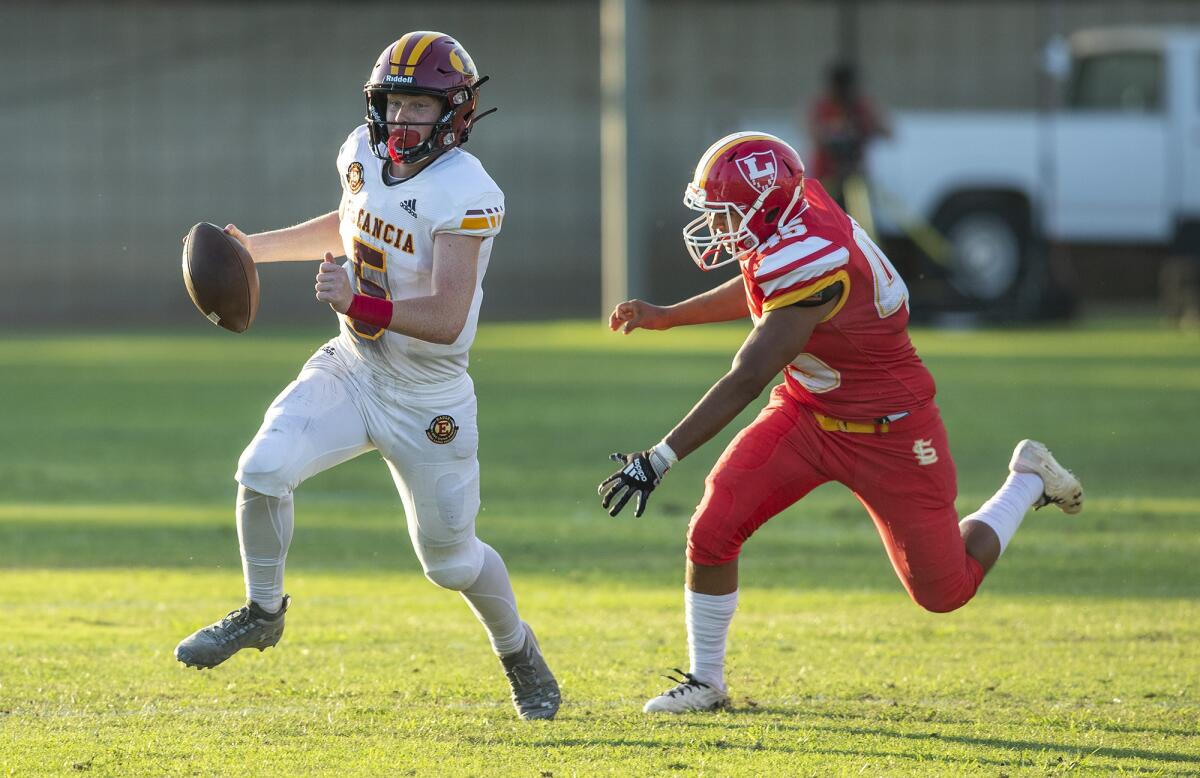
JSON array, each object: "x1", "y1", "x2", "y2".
[{"x1": 426, "y1": 415, "x2": 459, "y2": 444}]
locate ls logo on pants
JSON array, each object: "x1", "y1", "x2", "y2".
[{"x1": 912, "y1": 439, "x2": 939, "y2": 466}]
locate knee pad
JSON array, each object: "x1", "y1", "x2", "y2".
[
  {"x1": 686, "y1": 480, "x2": 744, "y2": 567},
  {"x1": 235, "y1": 413, "x2": 308, "y2": 498},
  {"x1": 909, "y1": 589, "x2": 968, "y2": 614},
  {"x1": 418, "y1": 536, "x2": 485, "y2": 591},
  {"x1": 687, "y1": 525, "x2": 744, "y2": 567},
  {"x1": 401, "y1": 461, "x2": 481, "y2": 548},
  {"x1": 906, "y1": 577, "x2": 975, "y2": 614},
  {"x1": 901, "y1": 553, "x2": 984, "y2": 614}
]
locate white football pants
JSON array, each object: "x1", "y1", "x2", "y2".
[{"x1": 232, "y1": 340, "x2": 523, "y2": 655}]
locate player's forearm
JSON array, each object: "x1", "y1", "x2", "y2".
[
  {"x1": 660, "y1": 308, "x2": 814, "y2": 459},
  {"x1": 663, "y1": 277, "x2": 748, "y2": 327},
  {"x1": 662, "y1": 369, "x2": 767, "y2": 461},
  {"x1": 383, "y1": 295, "x2": 470, "y2": 346},
  {"x1": 249, "y1": 212, "x2": 342, "y2": 263}
]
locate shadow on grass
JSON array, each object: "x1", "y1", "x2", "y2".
[
  {"x1": 809, "y1": 722, "x2": 1200, "y2": 769},
  {"x1": 506, "y1": 735, "x2": 1088, "y2": 773},
  {"x1": 665, "y1": 709, "x2": 1199, "y2": 769},
  {"x1": 719, "y1": 709, "x2": 1200, "y2": 743}
]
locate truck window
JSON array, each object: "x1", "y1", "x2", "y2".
[{"x1": 1067, "y1": 51, "x2": 1163, "y2": 112}]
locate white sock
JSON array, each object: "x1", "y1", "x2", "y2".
[
  {"x1": 236, "y1": 485, "x2": 293, "y2": 613},
  {"x1": 960, "y1": 471, "x2": 1043, "y2": 554},
  {"x1": 686, "y1": 588, "x2": 737, "y2": 691},
  {"x1": 461, "y1": 543, "x2": 525, "y2": 657}
]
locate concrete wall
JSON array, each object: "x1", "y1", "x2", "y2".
[
  {"x1": 0, "y1": 1, "x2": 601, "y2": 326},
  {"x1": 3, "y1": 1, "x2": 1199, "y2": 325}
]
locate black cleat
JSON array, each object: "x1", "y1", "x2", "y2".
[{"x1": 175, "y1": 596, "x2": 289, "y2": 669}]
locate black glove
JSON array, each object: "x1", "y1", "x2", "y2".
[{"x1": 598, "y1": 451, "x2": 664, "y2": 518}]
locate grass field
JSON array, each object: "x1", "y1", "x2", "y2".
[{"x1": 1, "y1": 316, "x2": 1198, "y2": 776}]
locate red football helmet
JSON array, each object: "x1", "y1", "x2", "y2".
[
  {"x1": 364, "y1": 32, "x2": 495, "y2": 165},
  {"x1": 683, "y1": 132, "x2": 806, "y2": 270}
]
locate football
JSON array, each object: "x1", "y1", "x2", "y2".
[{"x1": 181, "y1": 222, "x2": 259, "y2": 333}]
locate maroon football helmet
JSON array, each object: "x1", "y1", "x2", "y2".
[
  {"x1": 364, "y1": 32, "x2": 494, "y2": 165},
  {"x1": 683, "y1": 132, "x2": 807, "y2": 269}
]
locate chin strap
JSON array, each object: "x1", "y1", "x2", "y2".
[
  {"x1": 775, "y1": 184, "x2": 807, "y2": 228},
  {"x1": 742, "y1": 185, "x2": 779, "y2": 238}
]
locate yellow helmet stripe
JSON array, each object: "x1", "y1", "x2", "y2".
[
  {"x1": 389, "y1": 32, "x2": 417, "y2": 75},
  {"x1": 697, "y1": 132, "x2": 779, "y2": 188},
  {"x1": 403, "y1": 32, "x2": 442, "y2": 76}
]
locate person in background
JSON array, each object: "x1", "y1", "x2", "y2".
[{"x1": 807, "y1": 62, "x2": 890, "y2": 209}]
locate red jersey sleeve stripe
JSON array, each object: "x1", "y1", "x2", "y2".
[
  {"x1": 756, "y1": 243, "x2": 849, "y2": 286},
  {"x1": 753, "y1": 236, "x2": 834, "y2": 280},
  {"x1": 757, "y1": 247, "x2": 850, "y2": 296}
]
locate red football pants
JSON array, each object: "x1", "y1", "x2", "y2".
[{"x1": 687, "y1": 385, "x2": 984, "y2": 613}]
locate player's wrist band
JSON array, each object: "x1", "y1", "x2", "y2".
[
  {"x1": 649, "y1": 441, "x2": 678, "y2": 474},
  {"x1": 345, "y1": 294, "x2": 393, "y2": 330}
]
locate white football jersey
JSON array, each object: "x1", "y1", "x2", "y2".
[{"x1": 333, "y1": 124, "x2": 503, "y2": 384}]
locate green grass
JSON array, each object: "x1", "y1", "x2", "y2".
[{"x1": 1, "y1": 317, "x2": 1198, "y2": 776}]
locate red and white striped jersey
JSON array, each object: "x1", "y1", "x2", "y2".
[{"x1": 740, "y1": 180, "x2": 936, "y2": 420}]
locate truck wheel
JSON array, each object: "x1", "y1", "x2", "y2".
[{"x1": 937, "y1": 199, "x2": 1028, "y2": 305}]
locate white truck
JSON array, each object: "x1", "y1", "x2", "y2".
[{"x1": 867, "y1": 26, "x2": 1200, "y2": 316}]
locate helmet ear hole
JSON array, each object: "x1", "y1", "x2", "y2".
[{"x1": 764, "y1": 207, "x2": 781, "y2": 224}]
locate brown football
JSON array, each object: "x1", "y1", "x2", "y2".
[{"x1": 182, "y1": 222, "x2": 259, "y2": 333}]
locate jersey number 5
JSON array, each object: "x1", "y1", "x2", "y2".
[
  {"x1": 349, "y1": 237, "x2": 391, "y2": 340},
  {"x1": 852, "y1": 220, "x2": 908, "y2": 318}
]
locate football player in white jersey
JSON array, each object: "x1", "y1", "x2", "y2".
[{"x1": 175, "y1": 31, "x2": 560, "y2": 721}]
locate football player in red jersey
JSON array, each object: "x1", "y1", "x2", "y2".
[{"x1": 599, "y1": 132, "x2": 1084, "y2": 714}]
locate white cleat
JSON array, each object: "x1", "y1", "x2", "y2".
[
  {"x1": 643, "y1": 669, "x2": 730, "y2": 714},
  {"x1": 1010, "y1": 439, "x2": 1084, "y2": 514}
]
